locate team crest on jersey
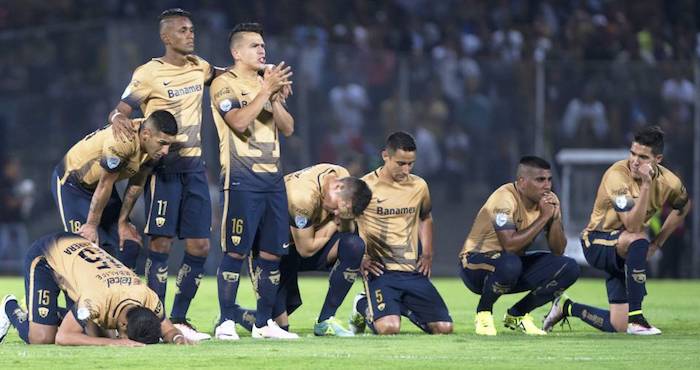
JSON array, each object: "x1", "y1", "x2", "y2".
[
  {"x1": 38, "y1": 307, "x2": 49, "y2": 318},
  {"x1": 219, "y1": 99, "x2": 233, "y2": 112},
  {"x1": 106, "y1": 156, "x2": 121, "y2": 170},
  {"x1": 231, "y1": 235, "x2": 241, "y2": 246},
  {"x1": 615, "y1": 195, "x2": 628, "y2": 210},
  {"x1": 377, "y1": 303, "x2": 386, "y2": 311},
  {"x1": 155, "y1": 217, "x2": 166, "y2": 227},
  {"x1": 295, "y1": 215, "x2": 308, "y2": 228},
  {"x1": 495, "y1": 213, "x2": 508, "y2": 227}
]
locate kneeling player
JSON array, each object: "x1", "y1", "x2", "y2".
[
  {"x1": 269, "y1": 164, "x2": 372, "y2": 336},
  {"x1": 0, "y1": 232, "x2": 190, "y2": 345},
  {"x1": 543, "y1": 126, "x2": 690, "y2": 335},
  {"x1": 350, "y1": 132, "x2": 453, "y2": 335},
  {"x1": 459, "y1": 156, "x2": 579, "y2": 336}
]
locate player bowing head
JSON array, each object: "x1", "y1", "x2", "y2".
[
  {"x1": 515, "y1": 155, "x2": 553, "y2": 204},
  {"x1": 382, "y1": 131, "x2": 417, "y2": 183},
  {"x1": 140, "y1": 110, "x2": 177, "y2": 161},
  {"x1": 323, "y1": 176, "x2": 373, "y2": 218},
  {"x1": 124, "y1": 306, "x2": 162, "y2": 344},
  {"x1": 628, "y1": 125, "x2": 664, "y2": 181}
]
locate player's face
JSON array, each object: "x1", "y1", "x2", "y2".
[
  {"x1": 163, "y1": 17, "x2": 195, "y2": 54},
  {"x1": 383, "y1": 149, "x2": 416, "y2": 183},
  {"x1": 323, "y1": 179, "x2": 347, "y2": 213},
  {"x1": 520, "y1": 168, "x2": 552, "y2": 203},
  {"x1": 144, "y1": 131, "x2": 173, "y2": 161},
  {"x1": 232, "y1": 32, "x2": 266, "y2": 70},
  {"x1": 628, "y1": 142, "x2": 662, "y2": 180}
]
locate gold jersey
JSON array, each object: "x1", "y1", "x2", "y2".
[
  {"x1": 121, "y1": 56, "x2": 214, "y2": 173},
  {"x1": 38, "y1": 233, "x2": 163, "y2": 329},
  {"x1": 460, "y1": 183, "x2": 543, "y2": 256},
  {"x1": 285, "y1": 163, "x2": 350, "y2": 230},
  {"x1": 358, "y1": 168, "x2": 432, "y2": 272},
  {"x1": 583, "y1": 160, "x2": 688, "y2": 234},
  {"x1": 210, "y1": 70, "x2": 283, "y2": 191},
  {"x1": 58, "y1": 120, "x2": 148, "y2": 191}
]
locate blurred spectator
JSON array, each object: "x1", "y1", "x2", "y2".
[
  {"x1": 0, "y1": 157, "x2": 33, "y2": 260},
  {"x1": 561, "y1": 84, "x2": 609, "y2": 146}
]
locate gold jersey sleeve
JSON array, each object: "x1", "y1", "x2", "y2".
[
  {"x1": 584, "y1": 160, "x2": 689, "y2": 233},
  {"x1": 210, "y1": 70, "x2": 283, "y2": 191},
  {"x1": 60, "y1": 121, "x2": 144, "y2": 190},
  {"x1": 121, "y1": 56, "x2": 213, "y2": 169},
  {"x1": 358, "y1": 169, "x2": 431, "y2": 272},
  {"x1": 44, "y1": 235, "x2": 164, "y2": 329},
  {"x1": 284, "y1": 164, "x2": 350, "y2": 229}
]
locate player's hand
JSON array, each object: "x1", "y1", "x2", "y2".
[
  {"x1": 271, "y1": 84, "x2": 293, "y2": 103},
  {"x1": 111, "y1": 338, "x2": 145, "y2": 347},
  {"x1": 542, "y1": 192, "x2": 561, "y2": 220},
  {"x1": 118, "y1": 222, "x2": 142, "y2": 250},
  {"x1": 416, "y1": 253, "x2": 432, "y2": 277},
  {"x1": 361, "y1": 257, "x2": 384, "y2": 277},
  {"x1": 262, "y1": 61, "x2": 293, "y2": 96},
  {"x1": 638, "y1": 163, "x2": 653, "y2": 184},
  {"x1": 647, "y1": 241, "x2": 659, "y2": 260},
  {"x1": 111, "y1": 113, "x2": 136, "y2": 142},
  {"x1": 334, "y1": 199, "x2": 354, "y2": 221},
  {"x1": 78, "y1": 223, "x2": 99, "y2": 245},
  {"x1": 538, "y1": 196, "x2": 555, "y2": 220}
]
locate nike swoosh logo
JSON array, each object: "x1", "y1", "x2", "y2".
[
  {"x1": 376, "y1": 198, "x2": 387, "y2": 203},
  {"x1": 241, "y1": 92, "x2": 249, "y2": 96},
  {"x1": 163, "y1": 81, "x2": 172, "y2": 86},
  {"x1": 282, "y1": 243, "x2": 290, "y2": 249},
  {"x1": 157, "y1": 266, "x2": 168, "y2": 273}
]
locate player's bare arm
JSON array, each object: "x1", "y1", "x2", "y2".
[
  {"x1": 54, "y1": 311, "x2": 144, "y2": 347},
  {"x1": 495, "y1": 198, "x2": 555, "y2": 254},
  {"x1": 648, "y1": 199, "x2": 692, "y2": 259},
  {"x1": 416, "y1": 213, "x2": 434, "y2": 277},
  {"x1": 117, "y1": 168, "x2": 151, "y2": 250},
  {"x1": 617, "y1": 163, "x2": 653, "y2": 233},
  {"x1": 543, "y1": 192, "x2": 567, "y2": 255},
  {"x1": 161, "y1": 319, "x2": 193, "y2": 345},
  {"x1": 221, "y1": 62, "x2": 292, "y2": 134},
  {"x1": 291, "y1": 221, "x2": 337, "y2": 258},
  {"x1": 77, "y1": 170, "x2": 120, "y2": 244},
  {"x1": 109, "y1": 101, "x2": 136, "y2": 142}
]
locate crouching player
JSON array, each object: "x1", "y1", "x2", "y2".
[
  {"x1": 543, "y1": 126, "x2": 690, "y2": 335},
  {"x1": 459, "y1": 156, "x2": 579, "y2": 336},
  {"x1": 0, "y1": 232, "x2": 190, "y2": 345}
]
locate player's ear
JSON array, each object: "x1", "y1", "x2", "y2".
[
  {"x1": 655, "y1": 154, "x2": 663, "y2": 164},
  {"x1": 381, "y1": 149, "x2": 389, "y2": 162}
]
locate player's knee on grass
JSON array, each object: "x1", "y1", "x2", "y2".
[
  {"x1": 609, "y1": 303, "x2": 629, "y2": 333},
  {"x1": 428, "y1": 321, "x2": 453, "y2": 335},
  {"x1": 28, "y1": 324, "x2": 57, "y2": 344},
  {"x1": 185, "y1": 238, "x2": 210, "y2": 257},
  {"x1": 149, "y1": 236, "x2": 173, "y2": 254},
  {"x1": 615, "y1": 231, "x2": 648, "y2": 258},
  {"x1": 374, "y1": 316, "x2": 401, "y2": 335}
]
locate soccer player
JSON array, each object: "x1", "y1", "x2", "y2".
[
  {"x1": 264, "y1": 164, "x2": 372, "y2": 336},
  {"x1": 349, "y1": 132, "x2": 453, "y2": 335},
  {"x1": 543, "y1": 126, "x2": 691, "y2": 335},
  {"x1": 0, "y1": 232, "x2": 191, "y2": 346},
  {"x1": 209, "y1": 22, "x2": 295, "y2": 339},
  {"x1": 109, "y1": 9, "x2": 222, "y2": 340},
  {"x1": 458, "y1": 156, "x2": 579, "y2": 336},
  {"x1": 51, "y1": 110, "x2": 177, "y2": 264}
]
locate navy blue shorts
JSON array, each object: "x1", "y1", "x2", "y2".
[
  {"x1": 459, "y1": 251, "x2": 576, "y2": 295},
  {"x1": 364, "y1": 271, "x2": 452, "y2": 324},
  {"x1": 581, "y1": 231, "x2": 634, "y2": 304},
  {"x1": 220, "y1": 189, "x2": 289, "y2": 256},
  {"x1": 144, "y1": 170, "x2": 212, "y2": 239},
  {"x1": 23, "y1": 233, "x2": 73, "y2": 326},
  {"x1": 51, "y1": 167, "x2": 121, "y2": 253},
  {"x1": 268, "y1": 232, "x2": 346, "y2": 316}
]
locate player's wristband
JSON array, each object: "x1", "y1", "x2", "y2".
[
  {"x1": 172, "y1": 334, "x2": 184, "y2": 343},
  {"x1": 109, "y1": 111, "x2": 124, "y2": 123}
]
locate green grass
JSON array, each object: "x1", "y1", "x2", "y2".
[{"x1": 1, "y1": 277, "x2": 699, "y2": 369}]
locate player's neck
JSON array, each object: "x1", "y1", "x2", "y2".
[
  {"x1": 378, "y1": 167, "x2": 399, "y2": 184},
  {"x1": 161, "y1": 49, "x2": 189, "y2": 66},
  {"x1": 232, "y1": 64, "x2": 259, "y2": 80}
]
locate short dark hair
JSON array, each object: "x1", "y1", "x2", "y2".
[
  {"x1": 386, "y1": 131, "x2": 417, "y2": 154},
  {"x1": 145, "y1": 110, "x2": 178, "y2": 136},
  {"x1": 158, "y1": 8, "x2": 191, "y2": 22},
  {"x1": 633, "y1": 125, "x2": 665, "y2": 155},
  {"x1": 339, "y1": 177, "x2": 373, "y2": 216},
  {"x1": 126, "y1": 306, "x2": 161, "y2": 345},
  {"x1": 228, "y1": 22, "x2": 264, "y2": 46},
  {"x1": 519, "y1": 155, "x2": 551, "y2": 170}
]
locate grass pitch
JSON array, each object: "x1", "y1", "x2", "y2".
[{"x1": 1, "y1": 276, "x2": 699, "y2": 369}]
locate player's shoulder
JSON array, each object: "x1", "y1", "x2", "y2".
[
  {"x1": 361, "y1": 168, "x2": 380, "y2": 184},
  {"x1": 486, "y1": 183, "x2": 518, "y2": 204},
  {"x1": 186, "y1": 54, "x2": 210, "y2": 66},
  {"x1": 656, "y1": 164, "x2": 684, "y2": 189}
]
